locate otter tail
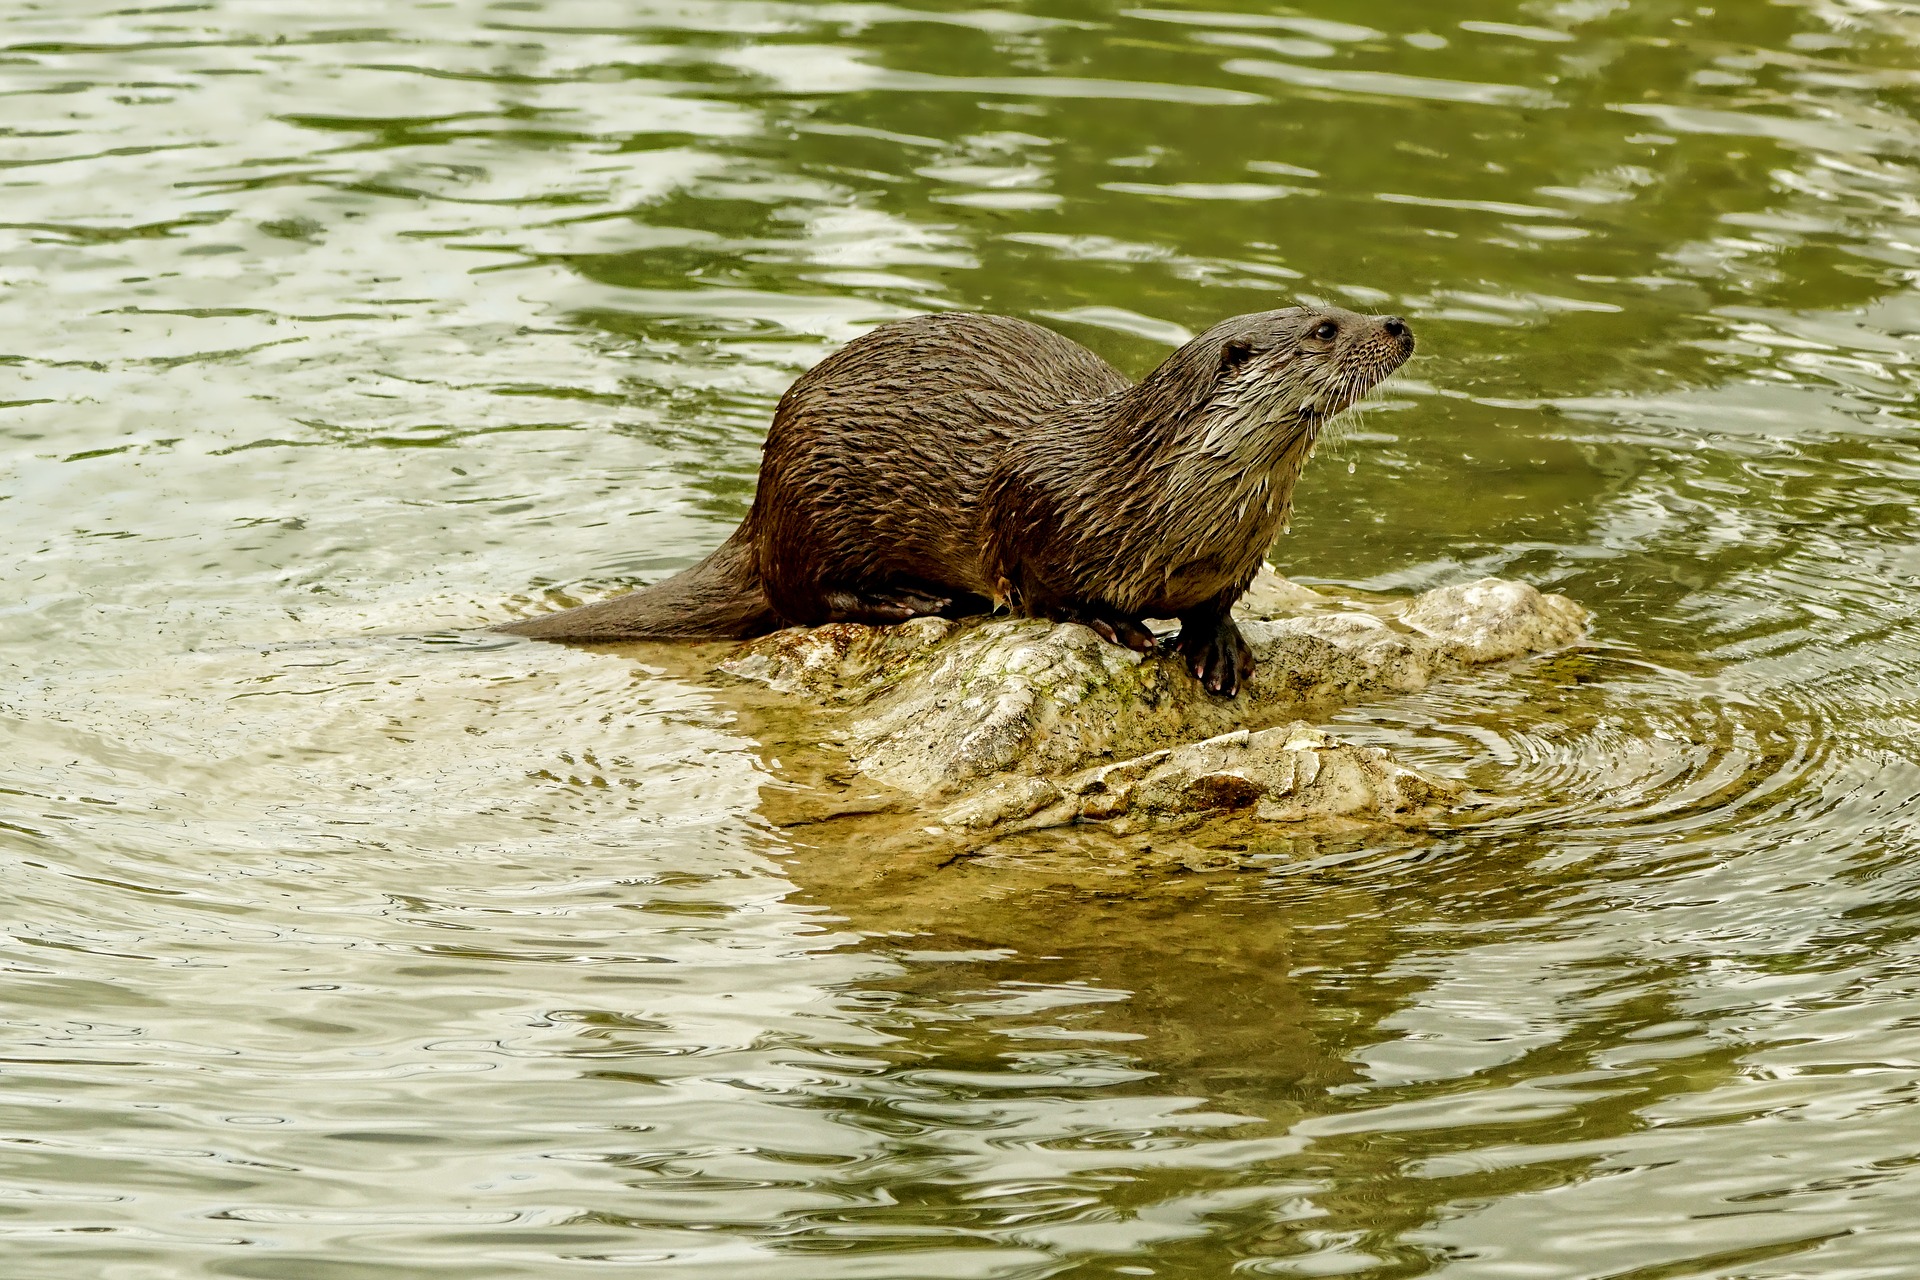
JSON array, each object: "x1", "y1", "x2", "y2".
[{"x1": 494, "y1": 529, "x2": 781, "y2": 641}]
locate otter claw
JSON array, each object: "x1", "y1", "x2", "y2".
[{"x1": 1083, "y1": 614, "x2": 1157, "y2": 653}]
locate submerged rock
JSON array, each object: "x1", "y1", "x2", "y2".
[{"x1": 720, "y1": 570, "x2": 1585, "y2": 835}]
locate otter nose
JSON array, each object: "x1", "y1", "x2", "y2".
[{"x1": 1380, "y1": 315, "x2": 1415, "y2": 355}]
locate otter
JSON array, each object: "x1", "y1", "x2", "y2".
[{"x1": 498, "y1": 305, "x2": 1414, "y2": 697}]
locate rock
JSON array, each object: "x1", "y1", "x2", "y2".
[
  {"x1": 1234, "y1": 570, "x2": 1325, "y2": 618},
  {"x1": 932, "y1": 724, "x2": 1462, "y2": 836},
  {"x1": 936, "y1": 774, "x2": 1069, "y2": 831},
  {"x1": 718, "y1": 569, "x2": 1585, "y2": 835},
  {"x1": 845, "y1": 619, "x2": 1192, "y2": 795},
  {"x1": 718, "y1": 615, "x2": 954, "y2": 699},
  {"x1": 1401, "y1": 577, "x2": 1590, "y2": 664}
]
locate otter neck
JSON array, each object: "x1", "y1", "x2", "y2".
[
  {"x1": 1176, "y1": 400, "x2": 1320, "y2": 540},
  {"x1": 1084, "y1": 386, "x2": 1325, "y2": 590},
  {"x1": 1096, "y1": 379, "x2": 1323, "y2": 489}
]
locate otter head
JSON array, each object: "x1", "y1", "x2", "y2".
[
  {"x1": 1129, "y1": 306, "x2": 1415, "y2": 460},
  {"x1": 1208, "y1": 305, "x2": 1414, "y2": 433},
  {"x1": 1113, "y1": 305, "x2": 1413, "y2": 466}
]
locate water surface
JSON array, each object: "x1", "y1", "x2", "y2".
[{"x1": 7, "y1": 1, "x2": 1920, "y2": 1275}]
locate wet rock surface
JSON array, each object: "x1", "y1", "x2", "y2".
[
  {"x1": 720, "y1": 570, "x2": 1585, "y2": 834},
  {"x1": 932, "y1": 724, "x2": 1463, "y2": 836}
]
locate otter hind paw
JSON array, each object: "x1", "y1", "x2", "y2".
[
  {"x1": 824, "y1": 586, "x2": 953, "y2": 625},
  {"x1": 1062, "y1": 608, "x2": 1157, "y2": 653}
]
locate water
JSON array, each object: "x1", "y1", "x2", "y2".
[{"x1": 6, "y1": 0, "x2": 1920, "y2": 1275}]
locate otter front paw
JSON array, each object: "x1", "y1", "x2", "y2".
[{"x1": 1175, "y1": 617, "x2": 1253, "y2": 698}]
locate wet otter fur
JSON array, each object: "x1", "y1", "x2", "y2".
[{"x1": 498, "y1": 306, "x2": 1414, "y2": 697}]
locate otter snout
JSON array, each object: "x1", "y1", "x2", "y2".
[{"x1": 1379, "y1": 314, "x2": 1415, "y2": 355}]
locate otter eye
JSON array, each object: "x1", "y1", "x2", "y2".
[{"x1": 1312, "y1": 320, "x2": 1339, "y2": 342}]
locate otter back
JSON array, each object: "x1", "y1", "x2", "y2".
[
  {"x1": 752, "y1": 312, "x2": 1126, "y2": 624},
  {"x1": 495, "y1": 312, "x2": 1127, "y2": 640}
]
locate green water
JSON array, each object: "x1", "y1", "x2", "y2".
[{"x1": 8, "y1": 1, "x2": 1920, "y2": 1275}]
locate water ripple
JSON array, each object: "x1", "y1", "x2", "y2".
[{"x1": 8, "y1": 0, "x2": 1920, "y2": 1276}]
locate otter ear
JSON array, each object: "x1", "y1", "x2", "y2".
[{"x1": 1220, "y1": 339, "x2": 1254, "y2": 371}]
